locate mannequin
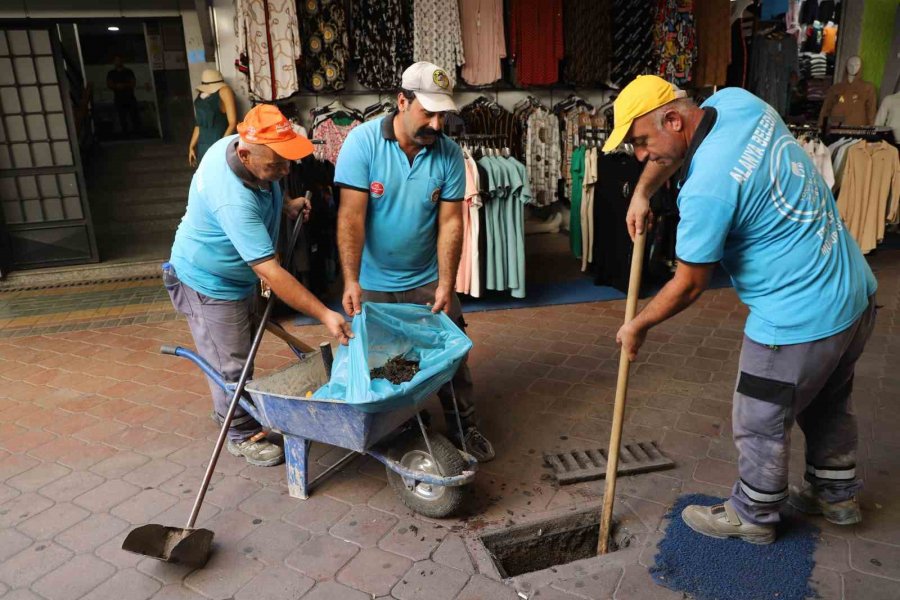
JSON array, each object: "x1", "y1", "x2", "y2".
[
  {"x1": 188, "y1": 69, "x2": 238, "y2": 167},
  {"x1": 819, "y1": 56, "x2": 877, "y2": 128}
]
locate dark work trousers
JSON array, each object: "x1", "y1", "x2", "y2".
[
  {"x1": 163, "y1": 264, "x2": 262, "y2": 442},
  {"x1": 361, "y1": 280, "x2": 476, "y2": 430},
  {"x1": 730, "y1": 295, "x2": 876, "y2": 525}
]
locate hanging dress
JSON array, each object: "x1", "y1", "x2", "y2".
[{"x1": 194, "y1": 91, "x2": 229, "y2": 162}]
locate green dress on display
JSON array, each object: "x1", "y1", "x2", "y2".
[{"x1": 194, "y1": 91, "x2": 229, "y2": 162}]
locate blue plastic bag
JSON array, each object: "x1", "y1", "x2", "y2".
[{"x1": 313, "y1": 302, "x2": 473, "y2": 413}]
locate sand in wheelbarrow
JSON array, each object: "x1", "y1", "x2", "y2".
[{"x1": 371, "y1": 355, "x2": 420, "y2": 384}]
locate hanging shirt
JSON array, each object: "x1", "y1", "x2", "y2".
[
  {"x1": 653, "y1": 0, "x2": 697, "y2": 86},
  {"x1": 413, "y1": 0, "x2": 465, "y2": 72},
  {"x1": 459, "y1": 0, "x2": 506, "y2": 86},
  {"x1": 509, "y1": 0, "x2": 564, "y2": 86},
  {"x1": 875, "y1": 92, "x2": 900, "y2": 142},
  {"x1": 692, "y1": 0, "x2": 731, "y2": 88},
  {"x1": 524, "y1": 106, "x2": 561, "y2": 206},
  {"x1": 836, "y1": 141, "x2": 900, "y2": 254},
  {"x1": 748, "y1": 34, "x2": 799, "y2": 117},
  {"x1": 563, "y1": 0, "x2": 612, "y2": 86},
  {"x1": 456, "y1": 153, "x2": 480, "y2": 295},
  {"x1": 352, "y1": 0, "x2": 413, "y2": 90},
  {"x1": 334, "y1": 113, "x2": 466, "y2": 291},
  {"x1": 170, "y1": 135, "x2": 281, "y2": 300},
  {"x1": 611, "y1": 0, "x2": 654, "y2": 87},
  {"x1": 300, "y1": 0, "x2": 350, "y2": 92},
  {"x1": 569, "y1": 146, "x2": 586, "y2": 258},
  {"x1": 234, "y1": 0, "x2": 302, "y2": 101},
  {"x1": 802, "y1": 138, "x2": 835, "y2": 189},
  {"x1": 677, "y1": 88, "x2": 877, "y2": 345},
  {"x1": 580, "y1": 148, "x2": 598, "y2": 272},
  {"x1": 312, "y1": 117, "x2": 361, "y2": 165}
]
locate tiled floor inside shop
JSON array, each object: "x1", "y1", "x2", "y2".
[{"x1": 0, "y1": 250, "x2": 898, "y2": 600}]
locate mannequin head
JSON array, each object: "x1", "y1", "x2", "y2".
[{"x1": 847, "y1": 56, "x2": 862, "y2": 78}]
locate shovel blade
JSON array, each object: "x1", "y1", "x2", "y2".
[{"x1": 122, "y1": 524, "x2": 214, "y2": 567}]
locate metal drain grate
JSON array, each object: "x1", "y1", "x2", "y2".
[{"x1": 544, "y1": 441, "x2": 674, "y2": 485}]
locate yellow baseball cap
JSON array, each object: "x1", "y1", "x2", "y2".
[{"x1": 602, "y1": 75, "x2": 687, "y2": 153}]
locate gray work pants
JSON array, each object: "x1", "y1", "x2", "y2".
[
  {"x1": 163, "y1": 264, "x2": 262, "y2": 442},
  {"x1": 361, "y1": 281, "x2": 476, "y2": 429},
  {"x1": 730, "y1": 295, "x2": 876, "y2": 525}
]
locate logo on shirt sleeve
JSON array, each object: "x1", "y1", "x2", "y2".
[
  {"x1": 431, "y1": 187, "x2": 441, "y2": 203},
  {"x1": 370, "y1": 181, "x2": 384, "y2": 198}
]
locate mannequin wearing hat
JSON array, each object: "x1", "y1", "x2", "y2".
[
  {"x1": 189, "y1": 69, "x2": 238, "y2": 167},
  {"x1": 818, "y1": 56, "x2": 877, "y2": 129}
]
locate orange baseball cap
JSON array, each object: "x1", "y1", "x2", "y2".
[{"x1": 237, "y1": 104, "x2": 314, "y2": 161}]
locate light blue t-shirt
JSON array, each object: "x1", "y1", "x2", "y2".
[
  {"x1": 334, "y1": 114, "x2": 466, "y2": 292},
  {"x1": 169, "y1": 135, "x2": 281, "y2": 300},
  {"x1": 677, "y1": 88, "x2": 876, "y2": 345}
]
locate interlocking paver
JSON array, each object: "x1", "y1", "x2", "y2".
[
  {"x1": 0, "y1": 526, "x2": 33, "y2": 563},
  {"x1": 238, "y1": 487, "x2": 299, "y2": 519},
  {"x1": 0, "y1": 491, "x2": 54, "y2": 528},
  {"x1": 614, "y1": 564, "x2": 684, "y2": 599},
  {"x1": 73, "y1": 479, "x2": 142, "y2": 512},
  {"x1": 205, "y1": 475, "x2": 262, "y2": 509},
  {"x1": 147, "y1": 584, "x2": 209, "y2": 600},
  {"x1": 39, "y1": 470, "x2": 106, "y2": 502},
  {"x1": 285, "y1": 534, "x2": 359, "y2": 580},
  {"x1": 392, "y1": 559, "x2": 470, "y2": 600},
  {"x1": 123, "y1": 459, "x2": 185, "y2": 488},
  {"x1": 283, "y1": 494, "x2": 352, "y2": 534},
  {"x1": 7, "y1": 461, "x2": 71, "y2": 492},
  {"x1": 300, "y1": 581, "x2": 371, "y2": 600},
  {"x1": 136, "y1": 556, "x2": 195, "y2": 586},
  {"x1": 183, "y1": 548, "x2": 265, "y2": 599},
  {"x1": 55, "y1": 512, "x2": 130, "y2": 553},
  {"x1": 32, "y1": 554, "x2": 116, "y2": 600},
  {"x1": 0, "y1": 541, "x2": 72, "y2": 588},
  {"x1": 456, "y1": 574, "x2": 521, "y2": 600},
  {"x1": 110, "y1": 488, "x2": 179, "y2": 524},
  {"x1": 431, "y1": 534, "x2": 476, "y2": 574},
  {"x1": 378, "y1": 518, "x2": 447, "y2": 561},
  {"x1": 81, "y1": 568, "x2": 161, "y2": 600},
  {"x1": 336, "y1": 546, "x2": 412, "y2": 596},
  {"x1": 237, "y1": 520, "x2": 309, "y2": 565},
  {"x1": 17, "y1": 501, "x2": 89, "y2": 539},
  {"x1": 330, "y1": 505, "x2": 398, "y2": 547},
  {"x1": 235, "y1": 565, "x2": 315, "y2": 600}
]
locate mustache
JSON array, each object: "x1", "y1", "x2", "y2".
[{"x1": 415, "y1": 127, "x2": 440, "y2": 137}]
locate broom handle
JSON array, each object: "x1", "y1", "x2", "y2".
[{"x1": 598, "y1": 230, "x2": 646, "y2": 554}]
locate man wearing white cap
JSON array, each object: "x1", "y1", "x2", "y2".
[
  {"x1": 604, "y1": 75, "x2": 876, "y2": 544},
  {"x1": 334, "y1": 61, "x2": 494, "y2": 462}
]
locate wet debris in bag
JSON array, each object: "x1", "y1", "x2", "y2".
[{"x1": 371, "y1": 355, "x2": 420, "y2": 384}]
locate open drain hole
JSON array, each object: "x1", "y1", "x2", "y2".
[{"x1": 478, "y1": 506, "x2": 626, "y2": 578}]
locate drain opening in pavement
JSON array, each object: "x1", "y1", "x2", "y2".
[{"x1": 479, "y1": 507, "x2": 622, "y2": 578}]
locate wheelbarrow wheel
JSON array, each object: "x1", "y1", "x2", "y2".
[{"x1": 386, "y1": 430, "x2": 466, "y2": 518}]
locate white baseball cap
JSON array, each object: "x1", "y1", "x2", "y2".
[{"x1": 401, "y1": 62, "x2": 458, "y2": 113}]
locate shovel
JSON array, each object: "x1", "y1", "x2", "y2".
[
  {"x1": 122, "y1": 194, "x2": 311, "y2": 567},
  {"x1": 597, "y1": 229, "x2": 646, "y2": 554}
]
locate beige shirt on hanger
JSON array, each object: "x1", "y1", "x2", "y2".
[
  {"x1": 836, "y1": 140, "x2": 900, "y2": 254},
  {"x1": 459, "y1": 0, "x2": 506, "y2": 85}
]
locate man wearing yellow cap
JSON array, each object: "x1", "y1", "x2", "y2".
[
  {"x1": 605, "y1": 76, "x2": 876, "y2": 543},
  {"x1": 166, "y1": 104, "x2": 353, "y2": 467}
]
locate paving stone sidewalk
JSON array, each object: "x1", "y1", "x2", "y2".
[{"x1": 0, "y1": 251, "x2": 898, "y2": 599}]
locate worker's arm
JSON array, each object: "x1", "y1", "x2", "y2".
[
  {"x1": 252, "y1": 259, "x2": 352, "y2": 344},
  {"x1": 219, "y1": 86, "x2": 238, "y2": 137},
  {"x1": 616, "y1": 261, "x2": 714, "y2": 360},
  {"x1": 188, "y1": 126, "x2": 200, "y2": 167},
  {"x1": 625, "y1": 159, "x2": 681, "y2": 240},
  {"x1": 433, "y1": 200, "x2": 463, "y2": 314},
  {"x1": 337, "y1": 187, "x2": 368, "y2": 316}
]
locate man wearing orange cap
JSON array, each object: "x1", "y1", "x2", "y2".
[
  {"x1": 166, "y1": 104, "x2": 353, "y2": 467},
  {"x1": 605, "y1": 76, "x2": 876, "y2": 543}
]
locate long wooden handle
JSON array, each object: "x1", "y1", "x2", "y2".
[
  {"x1": 264, "y1": 321, "x2": 315, "y2": 354},
  {"x1": 598, "y1": 230, "x2": 647, "y2": 554}
]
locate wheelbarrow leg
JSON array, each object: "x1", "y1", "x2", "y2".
[{"x1": 284, "y1": 435, "x2": 311, "y2": 499}]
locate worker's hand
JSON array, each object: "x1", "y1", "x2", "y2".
[
  {"x1": 430, "y1": 284, "x2": 453, "y2": 314},
  {"x1": 322, "y1": 310, "x2": 353, "y2": 345},
  {"x1": 616, "y1": 321, "x2": 647, "y2": 361},
  {"x1": 284, "y1": 195, "x2": 312, "y2": 222},
  {"x1": 342, "y1": 280, "x2": 362, "y2": 317},
  {"x1": 626, "y1": 192, "x2": 654, "y2": 242},
  {"x1": 188, "y1": 147, "x2": 197, "y2": 168}
]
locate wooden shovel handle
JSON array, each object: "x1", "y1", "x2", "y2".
[
  {"x1": 264, "y1": 321, "x2": 315, "y2": 354},
  {"x1": 598, "y1": 230, "x2": 647, "y2": 554}
]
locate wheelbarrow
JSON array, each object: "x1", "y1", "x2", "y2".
[{"x1": 164, "y1": 344, "x2": 479, "y2": 518}]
